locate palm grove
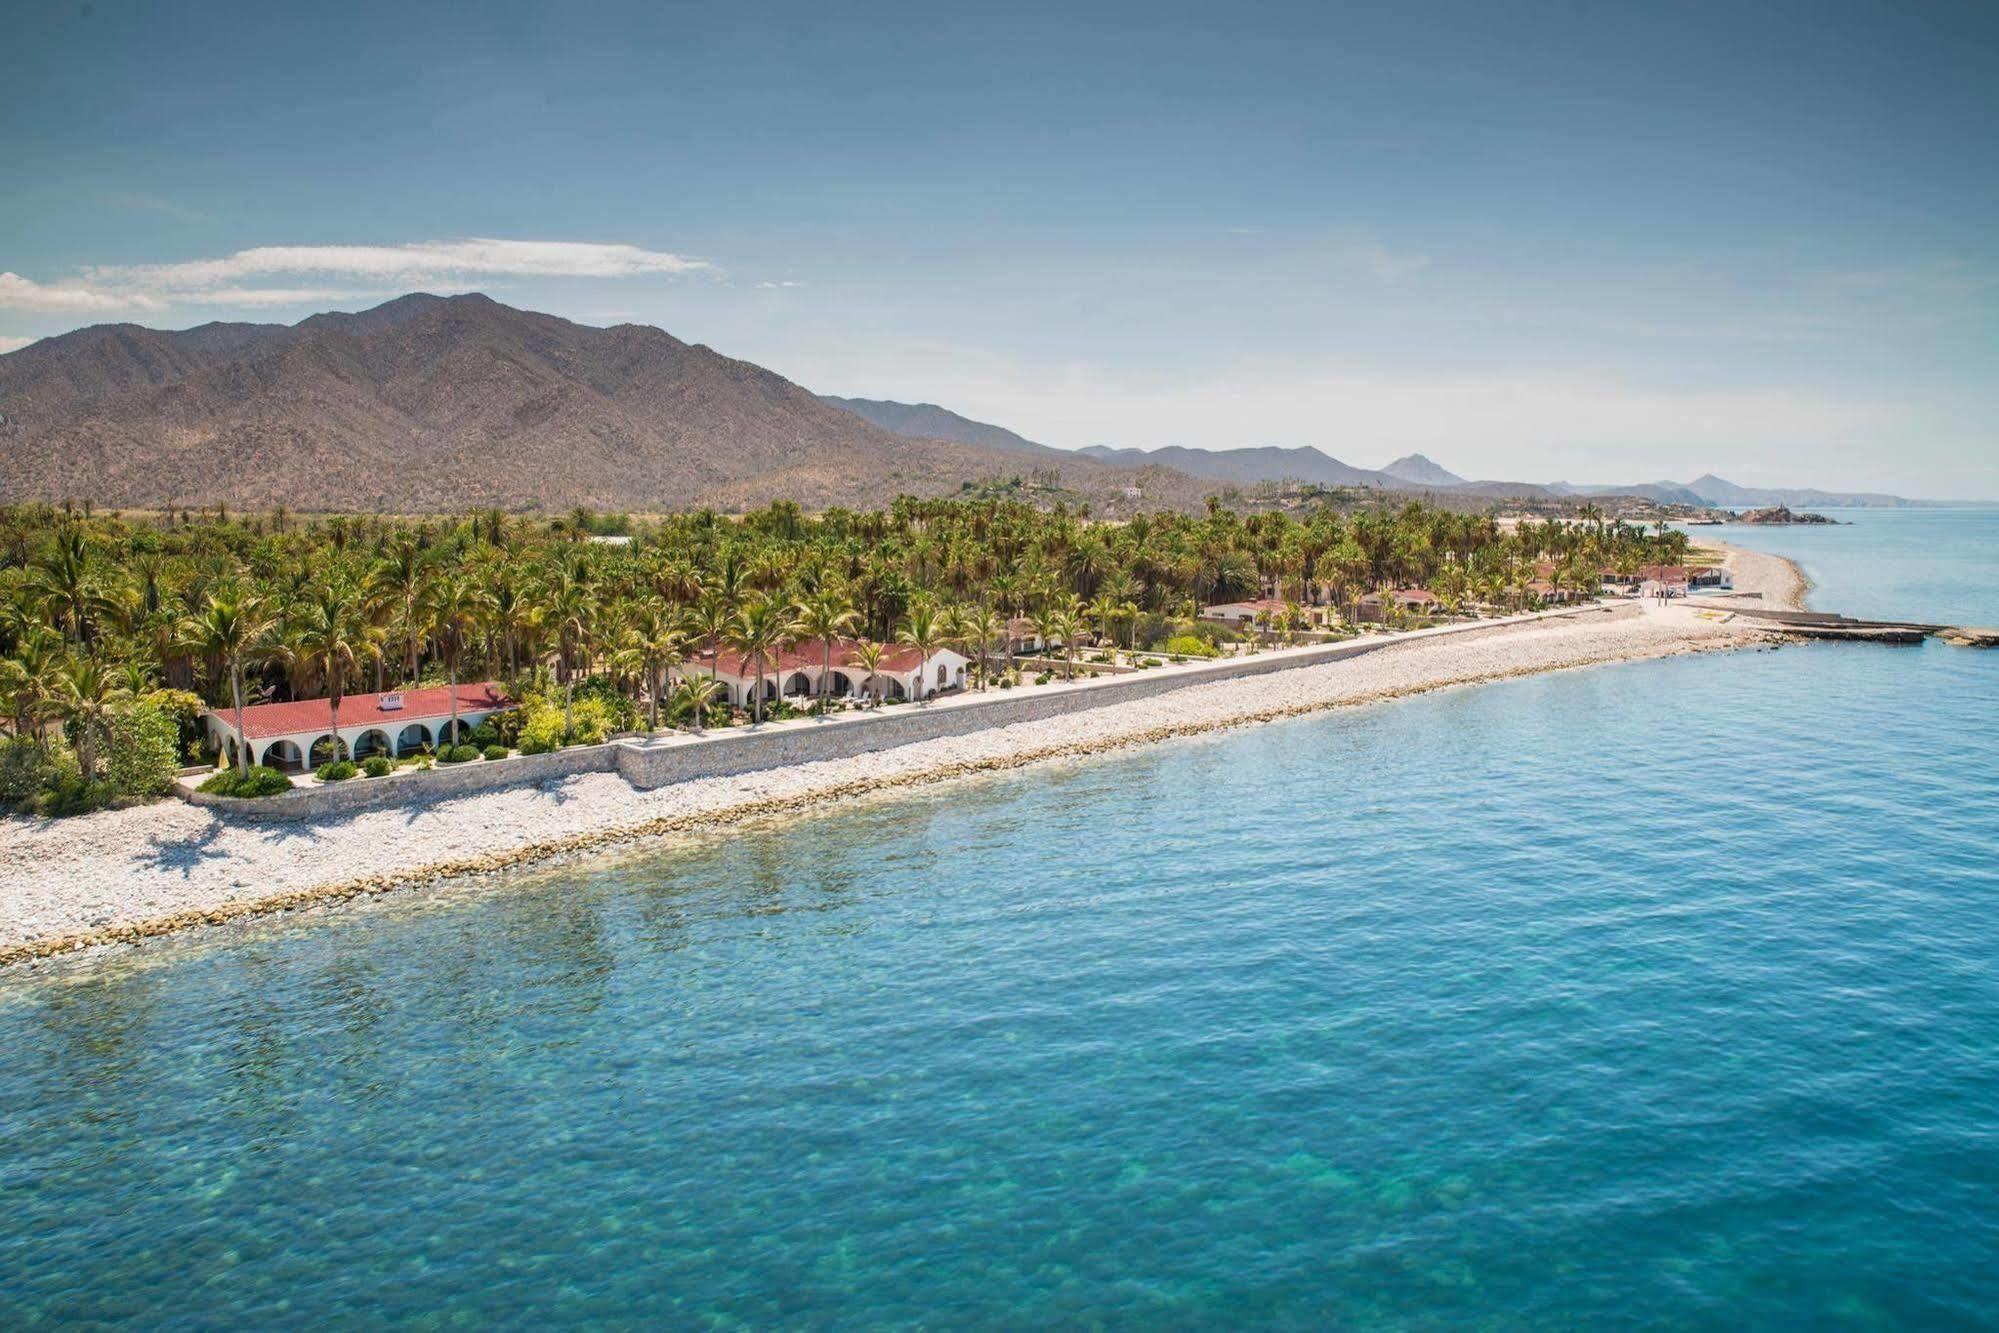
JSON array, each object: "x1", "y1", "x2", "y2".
[{"x1": 0, "y1": 496, "x2": 1690, "y2": 813}]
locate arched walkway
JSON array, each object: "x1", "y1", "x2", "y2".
[
  {"x1": 884, "y1": 677, "x2": 907, "y2": 701},
  {"x1": 396, "y1": 723, "x2": 432, "y2": 757},
  {"x1": 352, "y1": 729, "x2": 392, "y2": 760},
  {"x1": 262, "y1": 739, "x2": 305, "y2": 773},
  {"x1": 309, "y1": 734, "x2": 346, "y2": 766},
  {"x1": 435, "y1": 718, "x2": 472, "y2": 746},
  {"x1": 784, "y1": 672, "x2": 812, "y2": 697},
  {"x1": 829, "y1": 671, "x2": 853, "y2": 696}
]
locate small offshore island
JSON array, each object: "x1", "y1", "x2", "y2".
[{"x1": 0, "y1": 497, "x2": 1811, "y2": 965}]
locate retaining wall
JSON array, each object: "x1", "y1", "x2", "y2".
[
  {"x1": 184, "y1": 606, "x2": 1609, "y2": 821},
  {"x1": 181, "y1": 744, "x2": 616, "y2": 821}
]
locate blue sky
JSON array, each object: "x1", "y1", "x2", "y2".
[{"x1": 3, "y1": 0, "x2": 1995, "y2": 495}]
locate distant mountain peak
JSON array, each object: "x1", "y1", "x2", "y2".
[{"x1": 1379, "y1": 453, "x2": 1465, "y2": 487}]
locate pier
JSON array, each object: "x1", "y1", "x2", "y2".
[{"x1": 1691, "y1": 598, "x2": 1984, "y2": 646}]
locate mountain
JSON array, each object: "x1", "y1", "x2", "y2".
[
  {"x1": 1076, "y1": 443, "x2": 1396, "y2": 489},
  {"x1": 1548, "y1": 480, "x2": 1714, "y2": 507},
  {"x1": 0, "y1": 294, "x2": 1207, "y2": 514},
  {"x1": 1547, "y1": 473, "x2": 1952, "y2": 509},
  {"x1": 1380, "y1": 453, "x2": 1465, "y2": 487},
  {"x1": 1681, "y1": 474, "x2": 1918, "y2": 509},
  {"x1": 818, "y1": 396, "x2": 1065, "y2": 459}
]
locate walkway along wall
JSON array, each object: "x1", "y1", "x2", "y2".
[{"x1": 186, "y1": 606, "x2": 1613, "y2": 821}]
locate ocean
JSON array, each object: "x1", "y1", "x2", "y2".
[{"x1": 2, "y1": 511, "x2": 1995, "y2": 1327}]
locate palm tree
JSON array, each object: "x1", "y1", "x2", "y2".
[
  {"x1": 545, "y1": 559, "x2": 596, "y2": 738},
  {"x1": 632, "y1": 603, "x2": 686, "y2": 731},
  {"x1": 849, "y1": 640, "x2": 887, "y2": 708},
  {"x1": 423, "y1": 571, "x2": 489, "y2": 747},
  {"x1": 293, "y1": 580, "x2": 375, "y2": 765},
  {"x1": 32, "y1": 526, "x2": 117, "y2": 646},
  {"x1": 1049, "y1": 605, "x2": 1084, "y2": 679},
  {"x1": 1, "y1": 630, "x2": 67, "y2": 750},
  {"x1": 897, "y1": 602, "x2": 945, "y2": 702},
  {"x1": 688, "y1": 597, "x2": 739, "y2": 696},
  {"x1": 58, "y1": 654, "x2": 129, "y2": 784},
  {"x1": 364, "y1": 536, "x2": 430, "y2": 684},
  {"x1": 727, "y1": 594, "x2": 799, "y2": 724},
  {"x1": 192, "y1": 589, "x2": 274, "y2": 774},
  {"x1": 793, "y1": 588, "x2": 860, "y2": 715},
  {"x1": 1088, "y1": 592, "x2": 1120, "y2": 661},
  {"x1": 960, "y1": 605, "x2": 1004, "y2": 689},
  {"x1": 670, "y1": 673, "x2": 722, "y2": 731}
]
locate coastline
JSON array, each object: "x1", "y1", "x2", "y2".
[{"x1": 0, "y1": 548, "x2": 1800, "y2": 970}]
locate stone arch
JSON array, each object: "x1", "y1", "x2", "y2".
[
  {"x1": 262, "y1": 739, "x2": 305, "y2": 772},
  {"x1": 396, "y1": 723, "x2": 432, "y2": 757},
  {"x1": 884, "y1": 677, "x2": 907, "y2": 701},
  {"x1": 435, "y1": 718, "x2": 472, "y2": 746},
  {"x1": 309, "y1": 734, "x2": 346, "y2": 766},
  {"x1": 829, "y1": 671, "x2": 853, "y2": 696},
  {"x1": 785, "y1": 671, "x2": 812, "y2": 697},
  {"x1": 352, "y1": 729, "x2": 392, "y2": 760}
]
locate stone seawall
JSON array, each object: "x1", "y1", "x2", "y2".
[
  {"x1": 187, "y1": 608, "x2": 1609, "y2": 821},
  {"x1": 182, "y1": 744, "x2": 617, "y2": 821},
  {"x1": 610, "y1": 631, "x2": 1426, "y2": 788}
]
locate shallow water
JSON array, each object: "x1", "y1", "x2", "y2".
[
  {"x1": 3, "y1": 516, "x2": 1996, "y2": 1327},
  {"x1": 1701, "y1": 506, "x2": 1999, "y2": 624}
]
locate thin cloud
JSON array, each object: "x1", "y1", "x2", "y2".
[
  {"x1": 0, "y1": 272, "x2": 165, "y2": 313},
  {"x1": 756, "y1": 280, "x2": 806, "y2": 289},
  {"x1": 90, "y1": 238, "x2": 712, "y2": 288},
  {"x1": 1, "y1": 238, "x2": 715, "y2": 315},
  {"x1": 0, "y1": 334, "x2": 38, "y2": 354},
  {"x1": 176, "y1": 286, "x2": 394, "y2": 307}
]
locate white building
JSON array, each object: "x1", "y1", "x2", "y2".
[
  {"x1": 680, "y1": 639, "x2": 972, "y2": 706},
  {"x1": 203, "y1": 682, "x2": 511, "y2": 772}
]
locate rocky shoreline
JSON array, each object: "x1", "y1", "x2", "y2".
[{"x1": 0, "y1": 547, "x2": 1801, "y2": 971}]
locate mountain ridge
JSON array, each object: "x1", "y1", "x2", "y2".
[{"x1": 0, "y1": 295, "x2": 1212, "y2": 514}]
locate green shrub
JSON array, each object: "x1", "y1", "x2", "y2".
[
  {"x1": 0, "y1": 735, "x2": 74, "y2": 810},
  {"x1": 1163, "y1": 634, "x2": 1219, "y2": 658},
  {"x1": 37, "y1": 775, "x2": 114, "y2": 817},
  {"x1": 568, "y1": 696, "x2": 615, "y2": 745},
  {"x1": 516, "y1": 697, "x2": 567, "y2": 753},
  {"x1": 469, "y1": 720, "x2": 501, "y2": 748},
  {"x1": 439, "y1": 744, "x2": 481, "y2": 764},
  {"x1": 98, "y1": 701, "x2": 180, "y2": 802},
  {"x1": 481, "y1": 744, "x2": 508, "y2": 762},
  {"x1": 362, "y1": 755, "x2": 393, "y2": 778},
  {"x1": 199, "y1": 765, "x2": 293, "y2": 798},
  {"x1": 1034, "y1": 671, "x2": 1053, "y2": 685},
  {"x1": 315, "y1": 759, "x2": 359, "y2": 782}
]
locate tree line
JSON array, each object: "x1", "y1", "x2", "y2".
[{"x1": 0, "y1": 496, "x2": 1690, "y2": 809}]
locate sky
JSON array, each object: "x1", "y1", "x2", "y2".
[{"x1": 2, "y1": 0, "x2": 1996, "y2": 496}]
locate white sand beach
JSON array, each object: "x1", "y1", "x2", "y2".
[{"x1": 0, "y1": 544, "x2": 1801, "y2": 966}]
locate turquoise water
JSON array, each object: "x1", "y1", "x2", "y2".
[
  {"x1": 1696, "y1": 507, "x2": 1999, "y2": 624},
  {"x1": 4, "y1": 517, "x2": 1997, "y2": 1327}
]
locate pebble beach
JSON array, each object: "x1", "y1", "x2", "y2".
[{"x1": 0, "y1": 544, "x2": 1804, "y2": 967}]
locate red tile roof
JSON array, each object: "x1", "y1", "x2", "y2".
[
  {"x1": 216, "y1": 682, "x2": 509, "y2": 740},
  {"x1": 690, "y1": 638, "x2": 934, "y2": 680},
  {"x1": 1202, "y1": 599, "x2": 1290, "y2": 613}
]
